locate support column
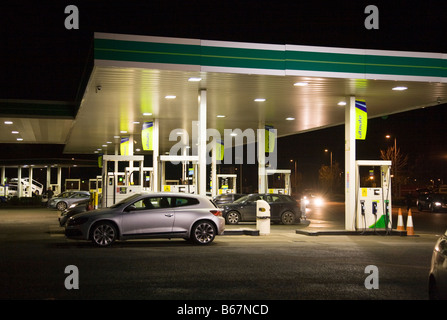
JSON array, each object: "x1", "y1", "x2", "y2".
[
  {"x1": 29, "y1": 167, "x2": 33, "y2": 196},
  {"x1": 258, "y1": 122, "x2": 267, "y2": 194},
  {"x1": 345, "y1": 96, "x2": 356, "y2": 231},
  {"x1": 211, "y1": 139, "x2": 217, "y2": 197},
  {"x1": 198, "y1": 89, "x2": 207, "y2": 196},
  {"x1": 46, "y1": 167, "x2": 51, "y2": 190},
  {"x1": 17, "y1": 166, "x2": 22, "y2": 198},
  {"x1": 57, "y1": 166, "x2": 62, "y2": 193},
  {"x1": 153, "y1": 119, "x2": 159, "y2": 192},
  {"x1": 1, "y1": 166, "x2": 5, "y2": 186}
]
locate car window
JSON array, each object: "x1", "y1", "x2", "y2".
[
  {"x1": 249, "y1": 195, "x2": 262, "y2": 202},
  {"x1": 72, "y1": 193, "x2": 88, "y2": 198},
  {"x1": 60, "y1": 192, "x2": 73, "y2": 198},
  {"x1": 234, "y1": 195, "x2": 249, "y2": 203},
  {"x1": 280, "y1": 195, "x2": 295, "y2": 202},
  {"x1": 129, "y1": 196, "x2": 172, "y2": 210},
  {"x1": 267, "y1": 195, "x2": 282, "y2": 203},
  {"x1": 173, "y1": 197, "x2": 200, "y2": 207}
]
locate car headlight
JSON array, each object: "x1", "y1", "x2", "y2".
[
  {"x1": 314, "y1": 197, "x2": 324, "y2": 206},
  {"x1": 434, "y1": 202, "x2": 442, "y2": 207},
  {"x1": 67, "y1": 216, "x2": 89, "y2": 226}
]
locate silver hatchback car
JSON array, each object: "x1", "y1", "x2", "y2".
[{"x1": 64, "y1": 193, "x2": 225, "y2": 246}]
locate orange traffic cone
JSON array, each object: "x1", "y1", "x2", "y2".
[
  {"x1": 397, "y1": 208, "x2": 405, "y2": 231},
  {"x1": 406, "y1": 209, "x2": 415, "y2": 236}
]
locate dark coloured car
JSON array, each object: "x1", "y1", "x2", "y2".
[
  {"x1": 417, "y1": 193, "x2": 447, "y2": 212},
  {"x1": 220, "y1": 193, "x2": 300, "y2": 225},
  {"x1": 213, "y1": 193, "x2": 245, "y2": 206},
  {"x1": 59, "y1": 198, "x2": 91, "y2": 226}
]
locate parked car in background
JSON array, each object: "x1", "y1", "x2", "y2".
[
  {"x1": 429, "y1": 230, "x2": 447, "y2": 299},
  {"x1": 219, "y1": 193, "x2": 300, "y2": 225},
  {"x1": 48, "y1": 190, "x2": 91, "y2": 211},
  {"x1": 213, "y1": 193, "x2": 245, "y2": 206},
  {"x1": 417, "y1": 193, "x2": 447, "y2": 212},
  {"x1": 64, "y1": 193, "x2": 225, "y2": 246}
]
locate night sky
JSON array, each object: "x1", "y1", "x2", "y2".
[{"x1": 1, "y1": 0, "x2": 447, "y2": 190}]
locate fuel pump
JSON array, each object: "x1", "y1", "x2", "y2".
[
  {"x1": 160, "y1": 155, "x2": 198, "y2": 194},
  {"x1": 217, "y1": 174, "x2": 237, "y2": 194},
  {"x1": 265, "y1": 169, "x2": 291, "y2": 195},
  {"x1": 102, "y1": 155, "x2": 144, "y2": 207},
  {"x1": 355, "y1": 160, "x2": 392, "y2": 232}
]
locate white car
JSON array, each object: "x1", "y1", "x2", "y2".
[{"x1": 429, "y1": 230, "x2": 447, "y2": 299}]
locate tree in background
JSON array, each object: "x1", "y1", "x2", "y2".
[{"x1": 380, "y1": 145, "x2": 408, "y2": 198}]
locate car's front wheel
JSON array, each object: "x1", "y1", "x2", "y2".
[
  {"x1": 56, "y1": 201, "x2": 67, "y2": 211},
  {"x1": 91, "y1": 221, "x2": 117, "y2": 247},
  {"x1": 281, "y1": 211, "x2": 295, "y2": 225},
  {"x1": 191, "y1": 221, "x2": 216, "y2": 245},
  {"x1": 225, "y1": 211, "x2": 240, "y2": 224}
]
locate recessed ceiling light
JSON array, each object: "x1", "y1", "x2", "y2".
[
  {"x1": 102, "y1": 145, "x2": 107, "y2": 147},
  {"x1": 294, "y1": 82, "x2": 308, "y2": 86},
  {"x1": 4, "y1": 121, "x2": 13, "y2": 125},
  {"x1": 216, "y1": 115, "x2": 226, "y2": 118},
  {"x1": 114, "y1": 136, "x2": 120, "y2": 139},
  {"x1": 16, "y1": 138, "x2": 23, "y2": 141},
  {"x1": 11, "y1": 131, "x2": 19, "y2": 134},
  {"x1": 120, "y1": 131, "x2": 127, "y2": 134},
  {"x1": 107, "y1": 141, "x2": 112, "y2": 144},
  {"x1": 392, "y1": 86, "x2": 408, "y2": 91},
  {"x1": 143, "y1": 112, "x2": 152, "y2": 116},
  {"x1": 188, "y1": 77, "x2": 202, "y2": 82},
  {"x1": 165, "y1": 95, "x2": 176, "y2": 99},
  {"x1": 286, "y1": 117, "x2": 295, "y2": 121},
  {"x1": 254, "y1": 98, "x2": 266, "y2": 102},
  {"x1": 338, "y1": 101, "x2": 347, "y2": 106},
  {"x1": 133, "y1": 121, "x2": 140, "y2": 124}
]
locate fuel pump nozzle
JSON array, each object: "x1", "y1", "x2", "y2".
[
  {"x1": 360, "y1": 200, "x2": 366, "y2": 233},
  {"x1": 372, "y1": 201, "x2": 378, "y2": 234}
]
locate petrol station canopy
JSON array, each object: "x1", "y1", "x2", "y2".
[{"x1": 1, "y1": 32, "x2": 447, "y2": 155}]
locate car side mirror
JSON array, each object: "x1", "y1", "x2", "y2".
[{"x1": 124, "y1": 205, "x2": 136, "y2": 212}]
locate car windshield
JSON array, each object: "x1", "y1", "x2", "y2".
[
  {"x1": 109, "y1": 194, "x2": 142, "y2": 208},
  {"x1": 58, "y1": 192, "x2": 74, "y2": 198},
  {"x1": 233, "y1": 195, "x2": 249, "y2": 204}
]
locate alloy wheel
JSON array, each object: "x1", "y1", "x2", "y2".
[
  {"x1": 92, "y1": 222, "x2": 117, "y2": 246},
  {"x1": 281, "y1": 211, "x2": 295, "y2": 225},
  {"x1": 192, "y1": 221, "x2": 216, "y2": 245},
  {"x1": 226, "y1": 211, "x2": 240, "y2": 224}
]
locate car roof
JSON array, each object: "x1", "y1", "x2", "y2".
[{"x1": 137, "y1": 192, "x2": 209, "y2": 199}]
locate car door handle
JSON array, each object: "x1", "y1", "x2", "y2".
[{"x1": 164, "y1": 213, "x2": 173, "y2": 217}]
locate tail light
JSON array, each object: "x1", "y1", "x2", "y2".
[{"x1": 210, "y1": 209, "x2": 222, "y2": 217}]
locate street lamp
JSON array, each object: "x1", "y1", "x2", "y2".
[
  {"x1": 324, "y1": 149, "x2": 332, "y2": 171},
  {"x1": 290, "y1": 159, "x2": 297, "y2": 194},
  {"x1": 386, "y1": 134, "x2": 398, "y2": 196},
  {"x1": 385, "y1": 134, "x2": 397, "y2": 172},
  {"x1": 324, "y1": 149, "x2": 333, "y2": 194}
]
